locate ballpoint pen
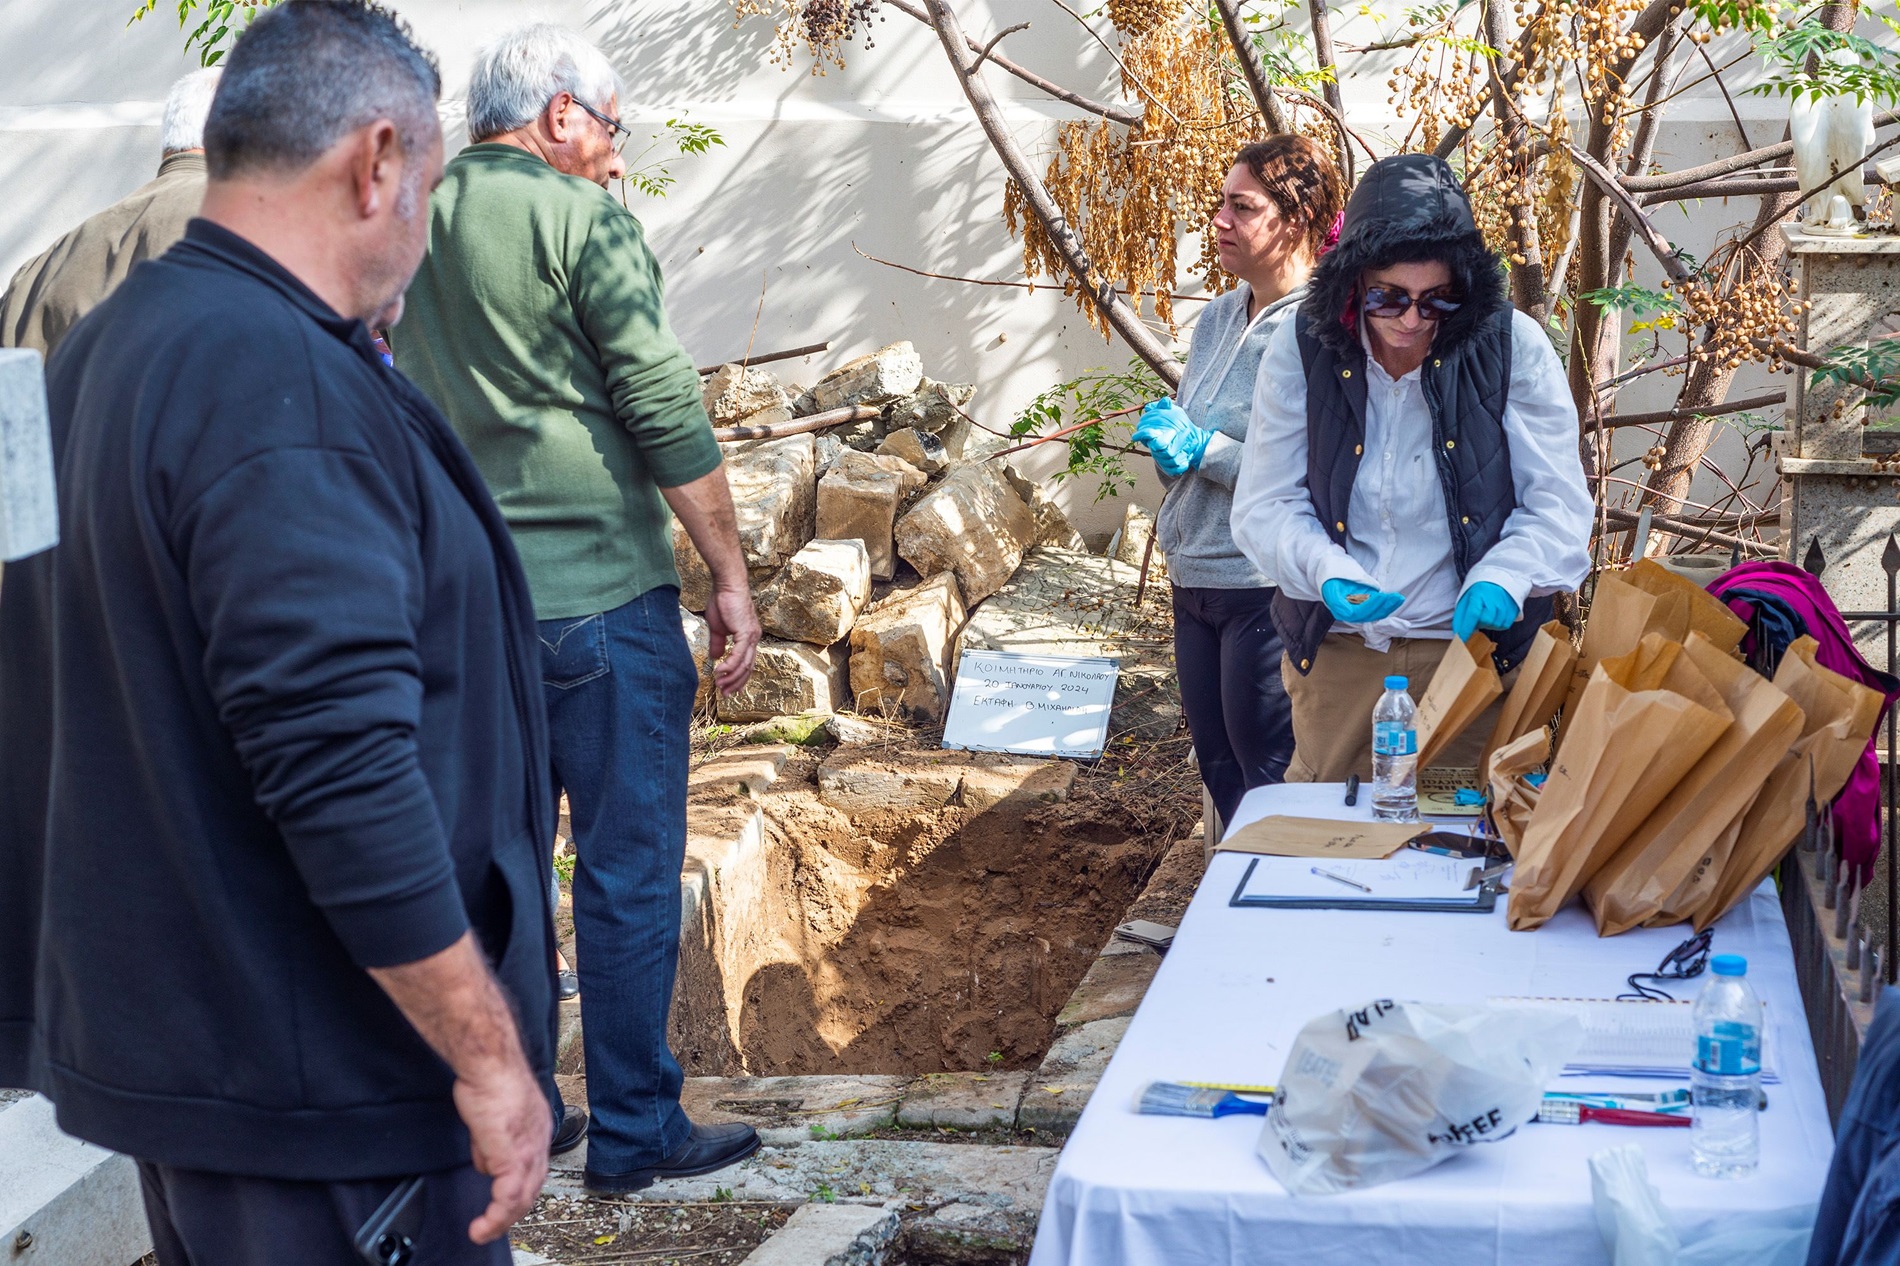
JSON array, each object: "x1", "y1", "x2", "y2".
[{"x1": 1311, "y1": 866, "x2": 1371, "y2": 893}]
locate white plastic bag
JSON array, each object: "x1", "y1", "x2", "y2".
[
  {"x1": 1591, "y1": 1144, "x2": 1681, "y2": 1266},
  {"x1": 1592, "y1": 1144, "x2": 1812, "y2": 1266},
  {"x1": 1258, "y1": 999, "x2": 1584, "y2": 1195}
]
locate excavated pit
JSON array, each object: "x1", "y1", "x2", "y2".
[{"x1": 669, "y1": 746, "x2": 1185, "y2": 1078}]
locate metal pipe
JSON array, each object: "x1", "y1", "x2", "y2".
[{"x1": 695, "y1": 340, "x2": 831, "y2": 377}]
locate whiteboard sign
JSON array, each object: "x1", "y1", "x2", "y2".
[{"x1": 942, "y1": 649, "x2": 1119, "y2": 758}]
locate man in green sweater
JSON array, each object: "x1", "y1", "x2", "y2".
[{"x1": 394, "y1": 22, "x2": 760, "y2": 1194}]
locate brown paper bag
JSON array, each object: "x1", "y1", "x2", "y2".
[
  {"x1": 1559, "y1": 560, "x2": 1748, "y2": 737},
  {"x1": 1215, "y1": 816, "x2": 1431, "y2": 859},
  {"x1": 1507, "y1": 634, "x2": 1733, "y2": 931},
  {"x1": 1415, "y1": 633, "x2": 1502, "y2": 769},
  {"x1": 1481, "y1": 621, "x2": 1577, "y2": 779},
  {"x1": 1486, "y1": 728, "x2": 1550, "y2": 858},
  {"x1": 1581, "y1": 633, "x2": 1805, "y2": 936},
  {"x1": 1692, "y1": 637, "x2": 1886, "y2": 930}
]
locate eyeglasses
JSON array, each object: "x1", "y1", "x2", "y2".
[
  {"x1": 1362, "y1": 285, "x2": 1463, "y2": 321},
  {"x1": 572, "y1": 98, "x2": 630, "y2": 156}
]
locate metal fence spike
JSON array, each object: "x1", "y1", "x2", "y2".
[
  {"x1": 1805, "y1": 537, "x2": 1827, "y2": 576},
  {"x1": 1886, "y1": 533, "x2": 1900, "y2": 575},
  {"x1": 1850, "y1": 924, "x2": 1863, "y2": 970},
  {"x1": 1837, "y1": 874, "x2": 1856, "y2": 938},
  {"x1": 1864, "y1": 946, "x2": 1880, "y2": 1003}
]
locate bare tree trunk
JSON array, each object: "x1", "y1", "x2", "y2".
[
  {"x1": 1481, "y1": 0, "x2": 1545, "y2": 318},
  {"x1": 1212, "y1": 0, "x2": 1288, "y2": 134},
  {"x1": 921, "y1": 0, "x2": 1183, "y2": 385},
  {"x1": 1305, "y1": 0, "x2": 1353, "y2": 183}
]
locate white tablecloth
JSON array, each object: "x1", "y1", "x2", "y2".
[{"x1": 1028, "y1": 783, "x2": 1835, "y2": 1266}]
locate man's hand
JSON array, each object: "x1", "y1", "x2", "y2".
[
  {"x1": 453, "y1": 1059, "x2": 552, "y2": 1243},
  {"x1": 662, "y1": 467, "x2": 758, "y2": 696},
  {"x1": 368, "y1": 932, "x2": 550, "y2": 1245},
  {"x1": 705, "y1": 580, "x2": 761, "y2": 695}
]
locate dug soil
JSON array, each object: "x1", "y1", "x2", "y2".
[{"x1": 693, "y1": 735, "x2": 1200, "y2": 1077}]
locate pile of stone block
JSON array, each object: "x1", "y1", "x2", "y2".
[{"x1": 677, "y1": 340, "x2": 1124, "y2": 729}]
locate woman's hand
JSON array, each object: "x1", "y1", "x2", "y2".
[
  {"x1": 1451, "y1": 581, "x2": 1519, "y2": 640},
  {"x1": 1133, "y1": 399, "x2": 1212, "y2": 477},
  {"x1": 1321, "y1": 578, "x2": 1405, "y2": 623}
]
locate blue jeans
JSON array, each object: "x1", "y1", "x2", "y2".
[{"x1": 539, "y1": 587, "x2": 696, "y2": 1172}]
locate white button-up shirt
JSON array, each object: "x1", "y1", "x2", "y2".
[{"x1": 1230, "y1": 308, "x2": 1593, "y2": 652}]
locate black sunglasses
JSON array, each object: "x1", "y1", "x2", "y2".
[
  {"x1": 1363, "y1": 285, "x2": 1463, "y2": 321},
  {"x1": 573, "y1": 98, "x2": 630, "y2": 156}
]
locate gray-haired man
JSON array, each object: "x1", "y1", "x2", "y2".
[
  {"x1": 394, "y1": 23, "x2": 761, "y2": 1194},
  {"x1": 1, "y1": 68, "x2": 221, "y2": 357},
  {"x1": 1, "y1": 3, "x2": 553, "y2": 1261}
]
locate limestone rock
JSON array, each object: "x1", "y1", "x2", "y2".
[
  {"x1": 756, "y1": 538, "x2": 871, "y2": 645},
  {"x1": 848, "y1": 572, "x2": 966, "y2": 724},
  {"x1": 895, "y1": 1071, "x2": 1031, "y2": 1130},
  {"x1": 816, "y1": 749, "x2": 966, "y2": 817},
  {"x1": 700, "y1": 362, "x2": 791, "y2": 425},
  {"x1": 1001, "y1": 460, "x2": 1085, "y2": 550},
  {"x1": 729, "y1": 433, "x2": 817, "y2": 569},
  {"x1": 1113, "y1": 501, "x2": 1159, "y2": 571},
  {"x1": 797, "y1": 341, "x2": 924, "y2": 414},
  {"x1": 815, "y1": 451, "x2": 927, "y2": 581},
  {"x1": 673, "y1": 519, "x2": 712, "y2": 612},
  {"x1": 895, "y1": 462, "x2": 1035, "y2": 606},
  {"x1": 681, "y1": 606, "x2": 713, "y2": 712},
  {"x1": 886, "y1": 378, "x2": 975, "y2": 434},
  {"x1": 876, "y1": 426, "x2": 949, "y2": 475},
  {"x1": 716, "y1": 640, "x2": 847, "y2": 722}
]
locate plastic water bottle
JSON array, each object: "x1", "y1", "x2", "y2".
[
  {"x1": 1691, "y1": 953, "x2": 1761, "y2": 1178},
  {"x1": 1370, "y1": 676, "x2": 1419, "y2": 822}
]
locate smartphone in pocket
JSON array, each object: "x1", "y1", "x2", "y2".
[{"x1": 354, "y1": 1175, "x2": 426, "y2": 1266}]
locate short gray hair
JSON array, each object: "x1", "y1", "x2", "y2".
[
  {"x1": 466, "y1": 23, "x2": 622, "y2": 143},
  {"x1": 160, "y1": 68, "x2": 222, "y2": 154},
  {"x1": 204, "y1": 0, "x2": 441, "y2": 180}
]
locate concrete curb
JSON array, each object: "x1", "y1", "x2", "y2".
[{"x1": 0, "y1": 1096, "x2": 150, "y2": 1266}]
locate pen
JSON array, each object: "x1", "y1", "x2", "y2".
[
  {"x1": 1344, "y1": 774, "x2": 1360, "y2": 807},
  {"x1": 1311, "y1": 866, "x2": 1371, "y2": 893}
]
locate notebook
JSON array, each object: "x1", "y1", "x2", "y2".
[{"x1": 1492, "y1": 997, "x2": 1779, "y2": 1083}]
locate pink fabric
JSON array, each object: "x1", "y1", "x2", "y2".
[{"x1": 1710, "y1": 560, "x2": 1900, "y2": 879}]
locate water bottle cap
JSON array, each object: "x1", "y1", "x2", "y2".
[
  {"x1": 1711, "y1": 954, "x2": 1747, "y2": 976},
  {"x1": 1384, "y1": 676, "x2": 1408, "y2": 690}
]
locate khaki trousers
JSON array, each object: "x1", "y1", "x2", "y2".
[{"x1": 1280, "y1": 631, "x2": 1513, "y2": 784}]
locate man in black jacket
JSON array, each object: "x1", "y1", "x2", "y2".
[{"x1": 0, "y1": 4, "x2": 554, "y2": 1261}]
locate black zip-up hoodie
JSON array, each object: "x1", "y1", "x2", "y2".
[{"x1": 0, "y1": 219, "x2": 556, "y2": 1179}]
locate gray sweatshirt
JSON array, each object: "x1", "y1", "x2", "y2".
[{"x1": 1156, "y1": 283, "x2": 1307, "y2": 589}]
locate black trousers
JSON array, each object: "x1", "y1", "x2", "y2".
[
  {"x1": 139, "y1": 1159, "x2": 512, "y2": 1266},
  {"x1": 1172, "y1": 583, "x2": 1297, "y2": 826}
]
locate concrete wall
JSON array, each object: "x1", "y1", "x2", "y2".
[{"x1": 0, "y1": 0, "x2": 1858, "y2": 530}]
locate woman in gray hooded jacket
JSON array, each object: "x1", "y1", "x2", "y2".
[{"x1": 1134, "y1": 135, "x2": 1345, "y2": 826}]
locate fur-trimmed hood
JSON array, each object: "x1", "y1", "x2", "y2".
[{"x1": 1300, "y1": 153, "x2": 1508, "y2": 358}]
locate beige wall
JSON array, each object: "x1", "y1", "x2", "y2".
[{"x1": 0, "y1": 1, "x2": 1831, "y2": 530}]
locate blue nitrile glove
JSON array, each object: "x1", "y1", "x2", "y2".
[
  {"x1": 1321, "y1": 578, "x2": 1406, "y2": 624},
  {"x1": 1133, "y1": 398, "x2": 1212, "y2": 477},
  {"x1": 1452, "y1": 581, "x2": 1521, "y2": 641}
]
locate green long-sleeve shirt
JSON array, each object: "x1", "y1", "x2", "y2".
[{"x1": 393, "y1": 143, "x2": 721, "y2": 620}]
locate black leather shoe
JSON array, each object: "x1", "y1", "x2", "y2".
[
  {"x1": 584, "y1": 1121, "x2": 761, "y2": 1194},
  {"x1": 551, "y1": 1105, "x2": 589, "y2": 1156},
  {"x1": 558, "y1": 969, "x2": 580, "y2": 1001}
]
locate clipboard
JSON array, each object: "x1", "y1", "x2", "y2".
[{"x1": 1227, "y1": 853, "x2": 1502, "y2": 913}]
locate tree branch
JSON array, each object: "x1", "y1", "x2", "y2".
[
  {"x1": 884, "y1": 0, "x2": 1142, "y2": 126},
  {"x1": 1588, "y1": 391, "x2": 1787, "y2": 432},
  {"x1": 1212, "y1": 0, "x2": 1288, "y2": 134},
  {"x1": 1568, "y1": 142, "x2": 1693, "y2": 283},
  {"x1": 921, "y1": 0, "x2": 1183, "y2": 385},
  {"x1": 970, "y1": 21, "x2": 1031, "y2": 72},
  {"x1": 1305, "y1": 0, "x2": 1353, "y2": 183}
]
